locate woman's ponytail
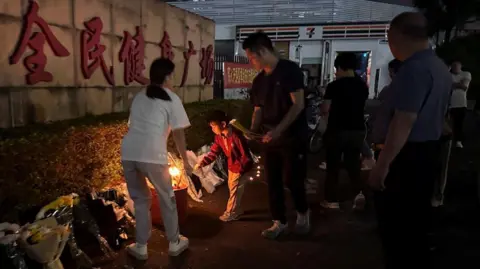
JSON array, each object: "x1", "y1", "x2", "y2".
[{"x1": 146, "y1": 58, "x2": 175, "y2": 101}]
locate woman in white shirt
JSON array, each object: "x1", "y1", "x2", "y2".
[{"x1": 121, "y1": 58, "x2": 192, "y2": 259}]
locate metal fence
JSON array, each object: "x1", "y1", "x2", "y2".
[{"x1": 213, "y1": 55, "x2": 249, "y2": 99}]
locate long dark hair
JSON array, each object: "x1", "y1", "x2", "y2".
[{"x1": 146, "y1": 58, "x2": 175, "y2": 101}]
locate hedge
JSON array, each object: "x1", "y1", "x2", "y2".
[{"x1": 0, "y1": 99, "x2": 252, "y2": 222}]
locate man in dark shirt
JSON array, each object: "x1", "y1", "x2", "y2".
[
  {"x1": 320, "y1": 52, "x2": 369, "y2": 209},
  {"x1": 243, "y1": 31, "x2": 310, "y2": 240},
  {"x1": 369, "y1": 12, "x2": 452, "y2": 269}
]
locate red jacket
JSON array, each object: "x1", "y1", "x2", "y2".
[{"x1": 200, "y1": 129, "x2": 253, "y2": 174}]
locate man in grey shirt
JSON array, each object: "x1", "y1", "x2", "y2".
[{"x1": 369, "y1": 12, "x2": 452, "y2": 269}]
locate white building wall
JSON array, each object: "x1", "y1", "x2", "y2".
[
  {"x1": 288, "y1": 41, "x2": 323, "y2": 64},
  {"x1": 215, "y1": 24, "x2": 236, "y2": 40}
]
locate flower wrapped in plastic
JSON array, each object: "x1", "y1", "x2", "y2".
[
  {"x1": 168, "y1": 153, "x2": 203, "y2": 202},
  {"x1": 0, "y1": 223, "x2": 27, "y2": 269},
  {"x1": 36, "y1": 193, "x2": 116, "y2": 267},
  {"x1": 18, "y1": 217, "x2": 70, "y2": 269}
]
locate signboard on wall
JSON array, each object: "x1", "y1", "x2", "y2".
[
  {"x1": 223, "y1": 62, "x2": 258, "y2": 88},
  {"x1": 299, "y1": 26, "x2": 323, "y2": 40}
]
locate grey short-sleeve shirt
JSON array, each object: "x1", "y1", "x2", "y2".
[{"x1": 372, "y1": 49, "x2": 452, "y2": 143}]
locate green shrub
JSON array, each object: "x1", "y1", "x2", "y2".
[{"x1": 0, "y1": 100, "x2": 252, "y2": 222}]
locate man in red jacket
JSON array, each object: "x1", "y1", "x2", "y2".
[{"x1": 195, "y1": 110, "x2": 253, "y2": 222}]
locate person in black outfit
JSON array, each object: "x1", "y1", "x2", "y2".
[
  {"x1": 320, "y1": 52, "x2": 369, "y2": 209},
  {"x1": 243, "y1": 31, "x2": 310, "y2": 240}
]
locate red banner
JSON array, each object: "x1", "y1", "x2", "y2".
[{"x1": 223, "y1": 62, "x2": 258, "y2": 88}]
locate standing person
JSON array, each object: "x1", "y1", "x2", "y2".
[
  {"x1": 195, "y1": 110, "x2": 253, "y2": 222},
  {"x1": 121, "y1": 58, "x2": 192, "y2": 259},
  {"x1": 449, "y1": 60, "x2": 472, "y2": 148},
  {"x1": 369, "y1": 12, "x2": 452, "y2": 269},
  {"x1": 243, "y1": 31, "x2": 310, "y2": 239},
  {"x1": 371, "y1": 59, "x2": 402, "y2": 159},
  {"x1": 320, "y1": 53, "x2": 369, "y2": 209}
]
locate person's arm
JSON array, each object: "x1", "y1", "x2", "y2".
[
  {"x1": 169, "y1": 95, "x2": 191, "y2": 163},
  {"x1": 452, "y1": 72, "x2": 471, "y2": 91},
  {"x1": 376, "y1": 65, "x2": 431, "y2": 167},
  {"x1": 198, "y1": 137, "x2": 222, "y2": 168},
  {"x1": 274, "y1": 90, "x2": 305, "y2": 135},
  {"x1": 251, "y1": 106, "x2": 263, "y2": 133},
  {"x1": 321, "y1": 83, "x2": 334, "y2": 116},
  {"x1": 272, "y1": 63, "x2": 306, "y2": 135}
]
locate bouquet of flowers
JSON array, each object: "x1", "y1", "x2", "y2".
[
  {"x1": 18, "y1": 217, "x2": 70, "y2": 269},
  {"x1": 229, "y1": 119, "x2": 263, "y2": 141},
  {"x1": 36, "y1": 193, "x2": 116, "y2": 268}
]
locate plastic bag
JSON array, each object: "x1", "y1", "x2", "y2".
[{"x1": 0, "y1": 223, "x2": 27, "y2": 269}]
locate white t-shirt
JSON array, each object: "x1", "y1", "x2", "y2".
[
  {"x1": 121, "y1": 88, "x2": 190, "y2": 164},
  {"x1": 450, "y1": 71, "x2": 472, "y2": 108}
]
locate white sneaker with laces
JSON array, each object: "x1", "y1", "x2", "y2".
[
  {"x1": 295, "y1": 210, "x2": 311, "y2": 234},
  {"x1": 126, "y1": 243, "x2": 148, "y2": 260},
  {"x1": 456, "y1": 141, "x2": 464, "y2": 148},
  {"x1": 168, "y1": 235, "x2": 189, "y2": 256},
  {"x1": 261, "y1": 220, "x2": 288, "y2": 240}
]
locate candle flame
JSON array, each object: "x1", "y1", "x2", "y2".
[{"x1": 169, "y1": 167, "x2": 180, "y2": 177}]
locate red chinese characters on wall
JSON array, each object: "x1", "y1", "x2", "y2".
[
  {"x1": 159, "y1": 31, "x2": 174, "y2": 61},
  {"x1": 200, "y1": 44, "x2": 214, "y2": 85},
  {"x1": 9, "y1": 1, "x2": 70, "y2": 85},
  {"x1": 80, "y1": 17, "x2": 114, "y2": 85},
  {"x1": 119, "y1": 26, "x2": 149, "y2": 86},
  {"x1": 180, "y1": 41, "x2": 196, "y2": 87}
]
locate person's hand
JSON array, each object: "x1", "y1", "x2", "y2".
[
  {"x1": 262, "y1": 129, "x2": 281, "y2": 143},
  {"x1": 183, "y1": 161, "x2": 193, "y2": 176},
  {"x1": 193, "y1": 163, "x2": 205, "y2": 177},
  {"x1": 368, "y1": 161, "x2": 389, "y2": 191}
]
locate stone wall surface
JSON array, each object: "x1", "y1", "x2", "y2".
[{"x1": 0, "y1": 0, "x2": 215, "y2": 128}]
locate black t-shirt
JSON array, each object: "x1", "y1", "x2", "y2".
[
  {"x1": 324, "y1": 75, "x2": 369, "y2": 131},
  {"x1": 250, "y1": 59, "x2": 308, "y2": 146}
]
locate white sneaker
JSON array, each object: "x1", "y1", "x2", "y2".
[
  {"x1": 353, "y1": 192, "x2": 366, "y2": 210},
  {"x1": 261, "y1": 220, "x2": 288, "y2": 240},
  {"x1": 295, "y1": 210, "x2": 311, "y2": 234},
  {"x1": 126, "y1": 243, "x2": 148, "y2": 260},
  {"x1": 320, "y1": 201, "x2": 340, "y2": 209},
  {"x1": 319, "y1": 162, "x2": 327, "y2": 170},
  {"x1": 456, "y1": 141, "x2": 464, "y2": 148},
  {"x1": 168, "y1": 235, "x2": 189, "y2": 256}
]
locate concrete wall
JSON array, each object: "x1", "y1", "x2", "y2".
[{"x1": 0, "y1": 0, "x2": 215, "y2": 128}]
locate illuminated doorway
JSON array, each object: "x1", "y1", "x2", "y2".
[{"x1": 334, "y1": 51, "x2": 372, "y2": 87}]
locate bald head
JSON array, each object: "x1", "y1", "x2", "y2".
[
  {"x1": 389, "y1": 12, "x2": 429, "y2": 41},
  {"x1": 388, "y1": 12, "x2": 430, "y2": 61}
]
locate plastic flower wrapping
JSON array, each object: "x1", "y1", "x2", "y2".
[
  {"x1": 35, "y1": 193, "x2": 116, "y2": 268},
  {"x1": 0, "y1": 223, "x2": 27, "y2": 269},
  {"x1": 168, "y1": 153, "x2": 203, "y2": 202},
  {"x1": 18, "y1": 217, "x2": 70, "y2": 269}
]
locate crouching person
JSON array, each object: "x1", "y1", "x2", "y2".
[{"x1": 195, "y1": 110, "x2": 253, "y2": 222}]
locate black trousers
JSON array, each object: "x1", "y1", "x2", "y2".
[
  {"x1": 450, "y1": 107, "x2": 466, "y2": 143},
  {"x1": 263, "y1": 143, "x2": 309, "y2": 224},
  {"x1": 324, "y1": 130, "x2": 365, "y2": 202},
  {"x1": 373, "y1": 141, "x2": 442, "y2": 269}
]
